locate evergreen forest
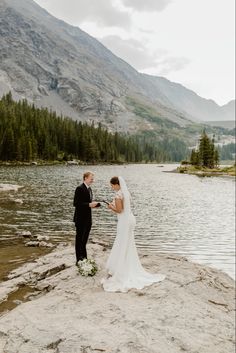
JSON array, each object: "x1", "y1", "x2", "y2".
[
  {"x1": 0, "y1": 93, "x2": 156, "y2": 163},
  {"x1": 2, "y1": 93, "x2": 233, "y2": 164}
]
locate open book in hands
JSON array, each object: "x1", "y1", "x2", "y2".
[{"x1": 96, "y1": 199, "x2": 110, "y2": 206}]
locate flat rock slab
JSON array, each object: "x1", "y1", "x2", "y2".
[{"x1": 0, "y1": 243, "x2": 235, "y2": 353}]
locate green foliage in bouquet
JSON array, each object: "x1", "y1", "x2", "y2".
[{"x1": 76, "y1": 259, "x2": 98, "y2": 277}]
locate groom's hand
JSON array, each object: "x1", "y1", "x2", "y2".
[{"x1": 90, "y1": 202, "x2": 98, "y2": 208}]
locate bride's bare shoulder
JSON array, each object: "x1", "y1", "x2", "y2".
[{"x1": 115, "y1": 190, "x2": 123, "y2": 199}]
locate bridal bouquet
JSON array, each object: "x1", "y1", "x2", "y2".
[{"x1": 77, "y1": 259, "x2": 98, "y2": 277}]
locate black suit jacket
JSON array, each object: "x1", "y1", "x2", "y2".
[{"x1": 73, "y1": 183, "x2": 92, "y2": 226}]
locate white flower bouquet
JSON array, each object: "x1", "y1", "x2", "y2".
[{"x1": 76, "y1": 259, "x2": 98, "y2": 276}]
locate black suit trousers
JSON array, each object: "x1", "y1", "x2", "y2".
[{"x1": 75, "y1": 220, "x2": 92, "y2": 261}]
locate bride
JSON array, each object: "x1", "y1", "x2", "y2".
[{"x1": 101, "y1": 176, "x2": 165, "y2": 292}]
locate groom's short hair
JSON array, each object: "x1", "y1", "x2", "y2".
[{"x1": 83, "y1": 171, "x2": 94, "y2": 180}]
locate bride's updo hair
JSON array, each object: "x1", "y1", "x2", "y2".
[{"x1": 110, "y1": 176, "x2": 119, "y2": 185}]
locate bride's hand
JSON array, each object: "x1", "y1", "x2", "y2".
[{"x1": 108, "y1": 203, "x2": 113, "y2": 210}]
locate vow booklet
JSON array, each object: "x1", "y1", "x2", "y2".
[
  {"x1": 102, "y1": 200, "x2": 109, "y2": 205},
  {"x1": 97, "y1": 200, "x2": 109, "y2": 205}
]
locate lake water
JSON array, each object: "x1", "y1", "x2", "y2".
[{"x1": 0, "y1": 164, "x2": 235, "y2": 279}]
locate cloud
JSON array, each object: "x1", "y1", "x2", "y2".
[
  {"x1": 100, "y1": 35, "x2": 167, "y2": 70},
  {"x1": 79, "y1": 0, "x2": 131, "y2": 28},
  {"x1": 154, "y1": 57, "x2": 191, "y2": 75},
  {"x1": 99, "y1": 35, "x2": 189, "y2": 75},
  {"x1": 121, "y1": 0, "x2": 173, "y2": 12},
  {"x1": 35, "y1": 0, "x2": 131, "y2": 28},
  {"x1": 35, "y1": 0, "x2": 172, "y2": 29}
]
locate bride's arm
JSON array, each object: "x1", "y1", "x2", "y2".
[{"x1": 108, "y1": 198, "x2": 123, "y2": 213}]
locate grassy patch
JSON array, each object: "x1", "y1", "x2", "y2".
[
  {"x1": 125, "y1": 96, "x2": 178, "y2": 129},
  {"x1": 177, "y1": 164, "x2": 236, "y2": 176}
]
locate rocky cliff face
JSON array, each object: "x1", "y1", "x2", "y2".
[{"x1": 0, "y1": 0, "x2": 234, "y2": 136}]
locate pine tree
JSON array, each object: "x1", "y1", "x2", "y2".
[
  {"x1": 191, "y1": 130, "x2": 220, "y2": 168},
  {"x1": 190, "y1": 149, "x2": 200, "y2": 166}
]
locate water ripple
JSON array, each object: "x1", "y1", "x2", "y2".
[{"x1": 0, "y1": 164, "x2": 235, "y2": 278}]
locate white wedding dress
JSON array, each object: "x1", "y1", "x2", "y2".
[{"x1": 102, "y1": 176, "x2": 165, "y2": 292}]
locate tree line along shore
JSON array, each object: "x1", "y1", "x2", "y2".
[
  {"x1": 1, "y1": 92, "x2": 235, "y2": 165},
  {"x1": 0, "y1": 92, "x2": 187, "y2": 164}
]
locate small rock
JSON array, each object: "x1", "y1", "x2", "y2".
[
  {"x1": 37, "y1": 235, "x2": 50, "y2": 241},
  {"x1": 13, "y1": 300, "x2": 22, "y2": 305},
  {"x1": 17, "y1": 231, "x2": 32, "y2": 238},
  {"x1": 13, "y1": 198, "x2": 23, "y2": 204},
  {"x1": 39, "y1": 241, "x2": 54, "y2": 248},
  {"x1": 66, "y1": 160, "x2": 79, "y2": 165}
]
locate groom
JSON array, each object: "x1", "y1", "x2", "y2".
[{"x1": 73, "y1": 172, "x2": 99, "y2": 263}]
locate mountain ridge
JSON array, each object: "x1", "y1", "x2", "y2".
[{"x1": 0, "y1": 0, "x2": 234, "y2": 141}]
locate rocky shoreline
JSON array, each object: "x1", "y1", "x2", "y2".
[{"x1": 0, "y1": 240, "x2": 235, "y2": 353}]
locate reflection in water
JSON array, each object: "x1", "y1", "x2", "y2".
[{"x1": 0, "y1": 164, "x2": 235, "y2": 279}]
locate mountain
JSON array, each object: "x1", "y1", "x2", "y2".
[
  {"x1": 204, "y1": 100, "x2": 235, "y2": 129},
  {"x1": 0, "y1": 0, "x2": 234, "y2": 144},
  {"x1": 220, "y1": 100, "x2": 235, "y2": 121},
  {"x1": 145, "y1": 76, "x2": 235, "y2": 122}
]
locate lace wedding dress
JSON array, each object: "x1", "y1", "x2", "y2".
[{"x1": 102, "y1": 176, "x2": 165, "y2": 292}]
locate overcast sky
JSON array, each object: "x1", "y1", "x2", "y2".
[{"x1": 34, "y1": 0, "x2": 235, "y2": 106}]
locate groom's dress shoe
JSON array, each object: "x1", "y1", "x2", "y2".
[
  {"x1": 76, "y1": 257, "x2": 87, "y2": 265},
  {"x1": 76, "y1": 260, "x2": 82, "y2": 266}
]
